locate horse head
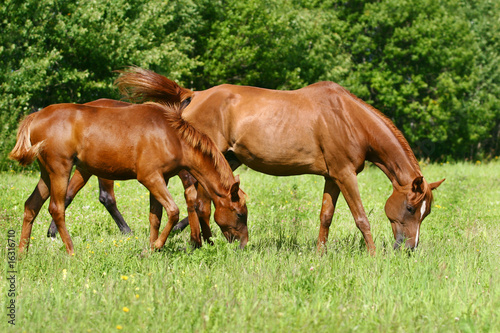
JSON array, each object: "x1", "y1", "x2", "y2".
[
  {"x1": 213, "y1": 176, "x2": 249, "y2": 249},
  {"x1": 385, "y1": 177, "x2": 445, "y2": 250}
]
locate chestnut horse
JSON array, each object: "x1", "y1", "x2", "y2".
[
  {"x1": 45, "y1": 99, "x2": 212, "y2": 248},
  {"x1": 116, "y1": 67, "x2": 445, "y2": 253},
  {"x1": 9, "y1": 102, "x2": 248, "y2": 255}
]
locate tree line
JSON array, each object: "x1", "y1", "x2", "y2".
[{"x1": 1, "y1": 0, "x2": 498, "y2": 169}]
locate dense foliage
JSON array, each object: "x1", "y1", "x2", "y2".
[{"x1": 1, "y1": 0, "x2": 498, "y2": 168}]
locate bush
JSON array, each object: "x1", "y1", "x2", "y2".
[{"x1": 1, "y1": 0, "x2": 498, "y2": 169}]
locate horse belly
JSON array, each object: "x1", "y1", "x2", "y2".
[
  {"x1": 75, "y1": 142, "x2": 138, "y2": 180},
  {"x1": 232, "y1": 133, "x2": 326, "y2": 176}
]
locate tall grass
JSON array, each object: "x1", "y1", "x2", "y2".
[{"x1": 1, "y1": 161, "x2": 499, "y2": 332}]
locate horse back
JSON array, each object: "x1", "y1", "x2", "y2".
[
  {"x1": 185, "y1": 81, "x2": 370, "y2": 176},
  {"x1": 30, "y1": 103, "x2": 183, "y2": 179}
]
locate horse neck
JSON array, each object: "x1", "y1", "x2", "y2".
[
  {"x1": 353, "y1": 101, "x2": 422, "y2": 188},
  {"x1": 369, "y1": 140, "x2": 421, "y2": 188}
]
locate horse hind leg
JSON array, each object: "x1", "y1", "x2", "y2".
[
  {"x1": 317, "y1": 178, "x2": 341, "y2": 254},
  {"x1": 20, "y1": 169, "x2": 51, "y2": 255},
  {"x1": 98, "y1": 178, "x2": 132, "y2": 234},
  {"x1": 172, "y1": 216, "x2": 190, "y2": 233}
]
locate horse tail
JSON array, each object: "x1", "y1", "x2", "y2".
[
  {"x1": 9, "y1": 113, "x2": 44, "y2": 166},
  {"x1": 115, "y1": 67, "x2": 194, "y2": 107}
]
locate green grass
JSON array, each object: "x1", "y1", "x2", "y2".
[{"x1": 1, "y1": 161, "x2": 499, "y2": 332}]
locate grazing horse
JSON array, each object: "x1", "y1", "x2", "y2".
[
  {"x1": 45, "y1": 99, "x2": 212, "y2": 248},
  {"x1": 9, "y1": 102, "x2": 248, "y2": 256},
  {"x1": 116, "y1": 67, "x2": 445, "y2": 253}
]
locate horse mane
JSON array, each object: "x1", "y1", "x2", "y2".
[
  {"x1": 154, "y1": 102, "x2": 234, "y2": 190},
  {"x1": 115, "y1": 66, "x2": 194, "y2": 105},
  {"x1": 341, "y1": 87, "x2": 421, "y2": 174}
]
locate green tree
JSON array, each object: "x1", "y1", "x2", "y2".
[
  {"x1": 331, "y1": 0, "x2": 499, "y2": 159},
  {"x1": 1, "y1": 0, "x2": 498, "y2": 167},
  {"x1": 191, "y1": 0, "x2": 351, "y2": 89},
  {"x1": 0, "y1": 0, "x2": 200, "y2": 169}
]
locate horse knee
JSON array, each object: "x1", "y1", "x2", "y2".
[
  {"x1": 184, "y1": 186, "x2": 198, "y2": 212},
  {"x1": 167, "y1": 206, "x2": 180, "y2": 222},
  {"x1": 320, "y1": 206, "x2": 334, "y2": 229},
  {"x1": 48, "y1": 202, "x2": 64, "y2": 221},
  {"x1": 196, "y1": 200, "x2": 211, "y2": 219},
  {"x1": 354, "y1": 218, "x2": 371, "y2": 233},
  {"x1": 320, "y1": 218, "x2": 333, "y2": 229}
]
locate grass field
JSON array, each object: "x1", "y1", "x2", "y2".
[{"x1": 1, "y1": 161, "x2": 499, "y2": 332}]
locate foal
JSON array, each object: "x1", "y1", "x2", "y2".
[
  {"x1": 10, "y1": 102, "x2": 248, "y2": 255},
  {"x1": 45, "y1": 99, "x2": 212, "y2": 248}
]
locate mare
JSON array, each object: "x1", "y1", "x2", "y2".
[
  {"x1": 116, "y1": 67, "x2": 445, "y2": 253},
  {"x1": 45, "y1": 99, "x2": 212, "y2": 248},
  {"x1": 9, "y1": 101, "x2": 248, "y2": 256}
]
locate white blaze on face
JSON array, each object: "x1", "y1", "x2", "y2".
[
  {"x1": 415, "y1": 199, "x2": 426, "y2": 247},
  {"x1": 420, "y1": 200, "x2": 427, "y2": 219}
]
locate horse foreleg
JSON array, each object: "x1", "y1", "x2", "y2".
[
  {"x1": 317, "y1": 178, "x2": 341, "y2": 254},
  {"x1": 177, "y1": 170, "x2": 213, "y2": 246},
  {"x1": 195, "y1": 183, "x2": 213, "y2": 245},
  {"x1": 184, "y1": 184, "x2": 202, "y2": 248},
  {"x1": 177, "y1": 170, "x2": 202, "y2": 247},
  {"x1": 148, "y1": 193, "x2": 163, "y2": 250},
  {"x1": 47, "y1": 168, "x2": 91, "y2": 238},
  {"x1": 152, "y1": 190, "x2": 179, "y2": 250},
  {"x1": 98, "y1": 178, "x2": 132, "y2": 234},
  {"x1": 335, "y1": 172, "x2": 376, "y2": 255},
  {"x1": 20, "y1": 172, "x2": 50, "y2": 255},
  {"x1": 140, "y1": 174, "x2": 179, "y2": 250}
]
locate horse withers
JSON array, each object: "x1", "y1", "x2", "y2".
[{"x1": 9, "y1": 102, "x2": 248, "y2": 256}]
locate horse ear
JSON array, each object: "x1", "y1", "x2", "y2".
[
  {"x1": 230, "y1": 175, "x2": 241, "y2": 202},
  {"x1": 412, "y1": 176, "x2": 424, "y2": 193},
  {"x1": 429, "y1": 178, "x2": 445, "y2": 190}
]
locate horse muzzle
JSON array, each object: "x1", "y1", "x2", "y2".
[
  {"x1": 222, "y1": 226, "x2": 248, "y2": 249},
  {"x1": 393, "y1": 235, "x2": 418, "y2": 251}
]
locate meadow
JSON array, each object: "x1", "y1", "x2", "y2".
[{"x1": 0, "y1": 161, "x2": 498, "y2": 332}]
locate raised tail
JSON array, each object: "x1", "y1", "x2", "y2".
[
  {"x1": 9, "y1": 113, "x2": 43, "y2": 166},
  {"x1": 115, "y1": 67, "x2": 194, "y2": 106}
]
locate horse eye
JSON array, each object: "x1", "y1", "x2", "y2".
[{"x1": 407, "y1": 205, "x2": 416, "y2": 214}]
